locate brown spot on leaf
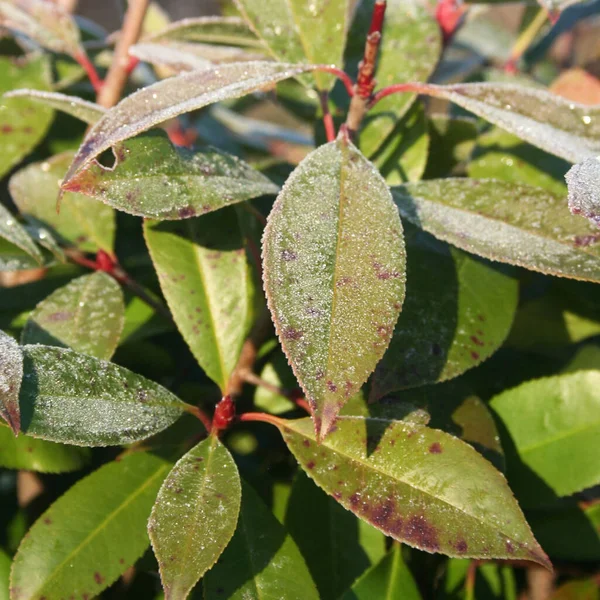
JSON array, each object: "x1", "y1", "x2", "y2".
[
  {"x1": 283, "y1": 327, "x2": 303, "y2": 340},
  {"x1": 306, "y1": 461, "x2": 315, "y2": 470},
  {"x1": 326, "y1": 380, "x2": 338, "y2": 393},
  {"x1": 470, "y1": 351, "x2": 480, "y2": 360},
  {"x1": 429, "y1": 442, "x2": 442, "y2": 454},
  {"x1": 506, "y1": 540, "x2": 515, "y2": 554},
  {"x1": 281, "y1": 249, "x2": 297, "y2": 261},
  {"x1": 302, "y1": 439, "x2": 310, "y2": 447},
  {"x1": 471, "y1": 336, "x2": 484, "y2": 347},
  {"x1": 456, "y1": 540, "x2": 468, "y2": 553},
  {"x1": 46, "y1": 311, "x2": 73, "y2": 322},
  {"x1": 404, "y1": 515, "x2": 440, "y2": 551},
  {"x1": 349, "y1": 492, "x2": 361, "y2": 507},
  {"x1": 574, "y1": 234, "x2": 600, "y2": 247},
  {"x1": 43, "y1": 518, "x2": 52, "y2": 525},
  {"x1": 94, "y1": 572, "x2": 105, "y2": 585}
]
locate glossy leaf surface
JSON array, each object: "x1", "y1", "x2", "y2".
[
  {"x1": 341, "y1": 544, "x2": 421, "y2": 600},
  {"x1": 279, "y1": 416, "x2": 550, "y2": 568},
  {"x1": 19, "y1": 345, "x2": 186, "y2": 446},
  {"x1": 419, "y1": 83, "x2": 600, "y2": 164},
  {"x1": 392, "y1": 179, "x2": 600, "y2": 283},
  {"x1": 263, "y1": 139, "x2": 405, "y2": 439},
  {"x1": 491, "y1": 371, "x2": 600, "y2": 497},
  {"x1": 149, "y1": 436, "x2": 241, "y2": 600},
  {"x1": 11, "y1": 452, "x2": 172, "y2": 600},
  {"x1": 372, "y1": 226, "x2": 518, "y2": 398},
  {"x1": 0, "y1": 421, "x2": 89, "y2": 472},
  {"x1": 0, "y1": 55, "x2": 53, "y2": 179},
  {"x1": 10, "y1": 151, "x2": 116, "y2": 253},
  {"x1": 21, "y1": 272, "x2": 125, "y2": 360},
  {"x1": 145, "y1": 208, "x2": 251, "y2": 392},
  {"x1": 204, "y1": 481, "x2": 319, "y2": 600},
  {"x1": 566, "y1": 156, "x2": 600, "y2": 228},
  {"x1": 62, "y1": 61, "x2": 315, "y2": 186},
  {"x1": 65, "y1": 131, "x2": 278, "y2": 220},
  {"x1": 0, "y1": 203, "x2": 43, "y2": 273},
  {"x1": 0, "y1": 329, "x2": 22, "y2": 433}
]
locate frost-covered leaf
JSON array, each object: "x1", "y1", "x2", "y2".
[
  {"x1": 204, "y1": 481, "x2": 319, "y2": 600},
  {"x1": 491, "y1": 371, "x2": 600, "y2": 498},
  {"x1": 11, "y1": 452, "x2": 172, "y2": 600},
  {"x1": 349, "y1": 0, "x2": 441, "y2": 157},
  {"x1": 145, "y1": 208, "x2": 251, "y2": 392},
  {"x1": 341, "y1": 544, "x2": 421, "y2": 600},
  {"x1": 61, "y1": 61, "x2": 316, "y2": 187},
  {"x1": 65, "y1": 131, "x2": 278, "y2": 220},
  {"x1": 278, "y1": 416, "x2": 550, "y2": 568},
  {"x1": 4, "y1": 89, "x2": 105, "y2": 124},
  {"x1": 0, "y1": 203, "x2": 43, "y2": 271},
  {"x1": 371, "y1": 226, "x2": 518, "y2": 398},
  {"x1": 263, "y1": 138, "x2": 405, "y2": 440},
  {"x1": 392, "y1": 179, "x2": 600, "y2": 283},
  {"x1": 24, "y1": 223, "x2": 65, "y2": 263},
  {"x1": 149, "y1": 436, "x2": 241, "y2": 600},
  {"x1": 130, "y1": 42, "x2": 213, "y2": 72},
  {"x1": 0, "y1": 329, "x2": 22, "y2": 434},
  {"x1": 566, "y1": 156, "x2": 600, "y2": 228},
  {"x1": 19, "y1": 345, "x2": 187, "y2": 446},
  {"x1": 285, "y1": 470, "x2": 386, "y2": 600},
  {"x1": 0, "y1": 55, "x2": 53, "y2": 179},
  {"x1": 0, "y1": 0, "x2": 84, "y2": 57},
  {"x1": 418, "y1": 83, "x2": 600, "y2": 164},
  {"x1": 10, "y1": 151, "x2": 116, "y2": 253},
  {"x1": 0, "y1": 421, "x2": 89, "y2": 472},
  {"x1": 21, "y1": 272, "x2": 125, "y2": 360}
]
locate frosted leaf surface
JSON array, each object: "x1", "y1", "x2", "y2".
[
  {"x1": 280, "y1": 416, "x2": 550, "y2": 569},
  {"x1": 19, "y1": 345, "x2": 186, "y2": 446},
  {"x1": 263, "y1": 138, "x2": 406, "y2": 440},
  {"x1": 65, "y1": 131, "x2": 278, "y2": 220},
  {"x1": 10, "y1": 151, "x2": 115, "y2": 253},
  {"x1": 204, "y1": 481, "x2": 320, "y2": 600},
  {"x1": 144, "y1": 208, "x2": 251, "y2": 392},
  {"x1": 62, "y1": 61, "x2": 316, "y2": 187},
  {"x1": 11, "y1": 452, "x2": 172, "y2": 600},
  {"x1": 24, "y1": 223, "x2": 66, "y2": 263},
  {"x1": 0, "y1": 202, "x2": 43, "y2": 268},
  {"x1": 149, "y1": 436, "x2": 241, "y2": 600},
  {"x1": 371, "y1": 226, "x2": 518, "y2": 399},
  {"x1": 0, "y1": 329, "x2": 23, "y2": 433},
  {"x1": 392, "y1": 179, "x2": 600, "y2": 283},
  {"x1": 21, "y1": 272, "x2": 125, "y2": 360},
  {"x1": 4, "y1": 89, "x2": 106, "y2": 124},
  {"x1": 566, "y1": 156, "x2": 600, "y2": 228},
  {"x1": 420, "y1": 83, "x2": 600, "y2": 164}
]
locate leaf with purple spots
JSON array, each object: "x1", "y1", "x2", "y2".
[
  {"x1": 145, "y1": 208, "x2": 253, "y2": 392},
  {"x1": 149, "y1": 435, "x2": 241, "y2": 600},
  {"x1": 277, "y1": 416, "x2": 551, "y2": 569},
  {"x1": 11, "y1": 452, "x2": 173, "y2": 600},
  {"x1": 263, "y1": 137, "x2": 406, "y2": 440},
  {"x1": 62, "y1": 130, "x2": 279, "y2": 220},
  {"x1": 0, "y1": 329, "x2": 23, "y2": 434},
  {"x1": 21, "y1": 272, "x2": 125, "y2": 360},
  {"x1": 392, "y1": 179, "x2": 600, "y2": 283}
]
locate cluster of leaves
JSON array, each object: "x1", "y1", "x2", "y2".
[{"x1": 0, "y1": 0, "x2": 599, "y2": 599}]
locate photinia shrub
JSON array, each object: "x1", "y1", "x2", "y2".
[{"x1": 0, "y1": 0, "x2": 599, "y2": 598}]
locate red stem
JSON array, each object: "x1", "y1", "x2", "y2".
[
  {"x1": 238, "y1": 412, "x2": 283, "y2": 428},
  {"x1": 185, "y1": 405, "x2": 212, "y2": 434},
  {"x1": 316, "y1": 66, "x2": 355, "y2": 98},
  {"x1": 368, "y1": 0, "x2": 387, "y2": 35},
  {"x1": 319, "y1": 92, "x2": 336, "y2": 142},
  {"x1": 369, "y1": 82, "x2": 432, "y2": 107},
  {"x1": 74, "y1": 51, "x2": 103, "y2": 93}
]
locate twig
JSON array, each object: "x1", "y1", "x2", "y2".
[
  {"x1": 238, "y1": 412, "x2": 283, "y2": 427},
  {"x1": 526, "y1": 566, "x2": 555, "y2": 600},
  {"x1": 241, "y1": 371, "x2": 312, "y2": 414},
  {"x1": 369, "y1": 82, "x2": 431, "y2": 107},
  {"x1": 317, "y1": 66, "x2": 355, "y2": 98},
  {"x1": 320, "y1": 91, "x2": 336, "y2": 142},
  {"x1": 56, "y1": 0, "x2": 78, "y2": 13},
  {"x1": 504, "y1": 9, "x2": 550, "y2": 74},
  {"x1": 97, "y1": 0, "x2": 149, "y2": 108},
  {"x1": 345, "y1": 0, "x2": 387, "y2": 135},
  {"x1": 74, "y1": 51, "x2": 103, "y2": 93},
  {"x1": 465, "y1": 561, "x2": 477, "y2": 600},
  {"x1": 182, "y1": 404, "x2": 212, "y2": 434}
]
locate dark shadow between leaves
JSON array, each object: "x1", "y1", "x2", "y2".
[
  {"x1": 21, "y1": 320, "x2": 70, "y2": 350},
  {"x1": 18, "y1": 350, "x2": 39, "y2": 434}
]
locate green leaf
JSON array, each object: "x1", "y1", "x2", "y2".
[
  {"x1": 21, "y1": 272, "x2": 125, "y2": 360},
  {"x1": 145, "y1": 208, "x2": 251, "y2": 392},
  {"x1": 285, "y1": 470, "x2": 386, "y2": 600},
  {"x1": 490, "y1": 371, "x2": 600, "y2": 498},
  {"x1": 416, "y1": 83, "x2": 600, "y2": 164},
  {"x1": 371, "y1": 226, "x2": 518, "y2": 398},
  {"x1": 204, "y1": 481, "x2": 319, "y2": 600},
  {"x1": 0, "y1": 421, "x2": 89, "y2": 473},
  {"x1": 0, "y1": 55, "x2": 53, "y2": 179},
  {"x1": 0, "y1": 329, "x2": 22, "y2": 434},
  {"x1": 442, "y1": 559, "x2": 517, "y2": 600},
  {"x1": 0, "y1": 238, "x2": 43, "y2": 272},
  {"x1": 64, "y1": 131, "x2": 278, "y2": 220},
  {"x1": 552, "y1": 578, "x2": 598, "y2": 600},
  {"x1": 342, "y1": 544, "x2": 421, "y2": 600},
  {"x1": 10, "y1": 151, "x2": 116, "y2": 254},
  {"x1": 468, "y1": 128, "x2": 569, "y2": 196},
  {"x1": 0, "y1": 0, "x2": 84, "y2": 57},
  {"x1": 277, "y1": 416, "x2": 550, "y2": 568},
  {"x1": 0, "y1": 203, "x2": 44, "y2": 272},
  {"x1": 566, "y1": 156, "x2": 600, "y2": 228},
  {"x1": 149, "y1": 436, "x2": 241, "y2": 600},
  {"x1": 254, "y1": 351, "x2": 296, "y2": 414},
  {"x1": 4, "y1": 89, "x2": 105, "y2": 124},
  {"x1": 349, "y1": 0, "x2": 441, "y2": 157},
  {"x1": 11, "y1": 451, "x2": 172, "y2": 600},
  {"x1": 392, "y1": 179, "x2": 600, "y2": 283},
  {"x1": 263, "y1": 138, "x2": 406, "y2": 439},
  {"x1": 0, "y1": 549, "x2": 8, "y2": 600},
  {"x1": 61, "y1": 62, "x2": 316, "y2": 187},
  {"x1": 19, "y1": 345, "x2": 187, "y2": 446}
]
